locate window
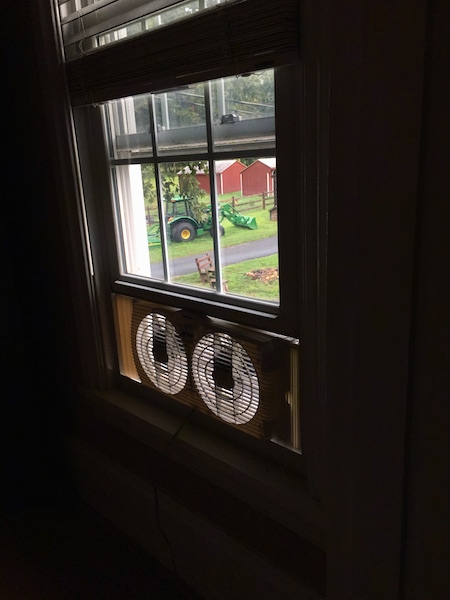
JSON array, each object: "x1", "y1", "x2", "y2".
[
  {"x1": 57, "y1": 0, "x2": 314, "y2": 457},
  {"x1": 104, "y1": 70, "x2": 277, "y2": 305}
]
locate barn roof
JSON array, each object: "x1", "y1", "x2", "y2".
[
  {"x1": 178, "y1": 159, "x2": 243, "y2": 176},
  {"x1": 243, "y1": 157, "x2": 276, "y2": 171},
  {"x1": 216, "y1": 159, "x2": 242, "y2": 173}
]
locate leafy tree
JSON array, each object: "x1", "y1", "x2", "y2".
[
  {"x1": 162, "y1": 162, "x2": 210, "y2": 222},
  {"x1": 213, "y1": 70, "x2": 274, "y2": 120},
  {"x1": 141, "y1": 164, "x2": 157, "y2": 208},
  {"x1": 134, "y1": 95, "x2": 150, "y2": 133},
  {"x1": 238, "y1": 158, "x2": 256, "y2": 167},
  {"x1": 162, "y1": 161, "x2": 207, "y2": 199}
]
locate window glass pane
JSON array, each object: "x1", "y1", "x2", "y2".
[
  {"x1": 107, "y1": 95, "x2": 153, "y2": 159},
  {"x1": 107, "y1": 86, "x2": 209, "y2": 159},
  {"x1": 215, "y1": 157, "x2": 278, "y2": 304},
  {"x1": 114, "y1": 163, "x2": 164, "y2": 280},
  {"x1": 210, "y1": 71, "x2": 275, "y2": 153},
  {"x1": 154, "y1": 83, "x2": 207, "y2": 156},
  {"x1": 143, "y1": 164, "x2": 165, "y2": 280},
  {"x1": 160, "y1": 161, "x2": 216, "y2": 290}
]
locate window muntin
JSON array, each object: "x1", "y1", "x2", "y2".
[{"x1": 105, "y1": 70, "x2": 279, "y2": 306}]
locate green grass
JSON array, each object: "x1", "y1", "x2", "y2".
[
  {"x1": 173, "y1": 254, "x2": 279, "y2": 302},
  {"x1": 149, "y1": 205, "x2": 277, "y2": 263}
]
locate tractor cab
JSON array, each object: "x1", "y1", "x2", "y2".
[
  {"x1": 164, "y1": 195, "x2": 206, "y2": 242},
  {"x1": 165, "y1": 195, "x2": 193, "y2": 220}
]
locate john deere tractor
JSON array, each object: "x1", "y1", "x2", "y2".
[{"x1": 148, "y1": 196, "x2": 257, "y2": 245}]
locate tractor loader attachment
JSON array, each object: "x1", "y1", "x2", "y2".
[{"x1": 220, "y1": 203, "x2": 258, "y2": 230}]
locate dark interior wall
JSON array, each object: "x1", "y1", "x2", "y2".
[
  {"x1": 2, "y1": 1, "x2": 75, "y2": 510},
  {"x1": 402, "y1": 1, "x2": 450, "y2": 597},
  {"x1": 2, "y1": 2, "x2": 449, "y2": 598},
  {"x1": 325, "y1": 1, "x2": 449, "y2": 598},
  {"x1": 325, "y1": 1, "x2": 427, "y2": 595}
]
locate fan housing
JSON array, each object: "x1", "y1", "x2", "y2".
[{"x1": 130, "y1": 300, "x2": 296, "y2": 442}]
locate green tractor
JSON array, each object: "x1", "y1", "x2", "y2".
[{"x1": 148, "y1": 196, "x2": 257, "y2": 245}]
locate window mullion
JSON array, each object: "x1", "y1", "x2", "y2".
[
  {"x1": 148, "y1": 95, "x2": 171, "y2": 282},
  {"x1": 204, "y1": 81, "x2": 223, "y2": 293}
]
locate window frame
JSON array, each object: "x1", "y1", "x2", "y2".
[
  {"x1": 103, "y1": 73, "x2": 279, "y2": 312},
  {"x1": 74, "y1": 64, "x2": 305, "y2": 338}
]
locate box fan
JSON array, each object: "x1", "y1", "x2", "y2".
[{"x1": 115, "y1": 297, "x2": 300, "y2": 447}]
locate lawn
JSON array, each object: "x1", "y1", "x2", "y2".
[
  {"x1": 173, "y1": 254, "x2": 279, "y2": 302},
  {"x1": 149, "y1": 204, "x2": 277, "y2": 263}
]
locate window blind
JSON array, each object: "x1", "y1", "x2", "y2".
[
  {"x1": 59, "y1": 0, "x2": 233, "y2": 59},
  {"x1": 63, "y1": 0, "x2": 301, "y2": 107}
]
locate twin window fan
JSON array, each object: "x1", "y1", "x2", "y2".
[{"x1": 116, "y1": 297, "x2": 301, "y2": 450}]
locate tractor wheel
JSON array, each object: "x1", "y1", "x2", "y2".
[
  {"x1": 172, "y1": 221, "x2": 197, "y2": 243},
  {"x1": 209, "y1": 225, "x2": 225, "y2": 237}
]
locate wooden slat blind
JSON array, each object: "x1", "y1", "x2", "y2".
[
  {"x1": 59, "y1": 1, "x2": 240, "y2": 60},
  {"x1": 65, "y1": 0, "x2": 300, "y2": 106},
  {"x1": 59, "y1": 0, "x2": 193, "y2": 52}
]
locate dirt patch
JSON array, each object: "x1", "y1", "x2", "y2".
[{"x1": 245, "y1": 267, "x2": 279, "y2": 283}]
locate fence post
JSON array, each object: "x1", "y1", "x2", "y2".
[{"x1": 262, "y1": 192, "x2": 266, "y2": 209}]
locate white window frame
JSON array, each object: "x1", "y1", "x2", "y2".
[
  {"x1": 92, "y1": 69, "x2": 297, "y2": 333},
  {"x1": 99, "y1": 72, "x2": 286, "y2": 318}
]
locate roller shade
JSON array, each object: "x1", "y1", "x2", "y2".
[{"x1": 63, "y1": 0, "x2": 301, "y2": 106}]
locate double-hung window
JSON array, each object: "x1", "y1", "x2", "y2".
[
  {"x1": 104, "y1": 71, "x2": 278, "y2": 306},
  {"x1": 56, "y1": 0, "x2": 316, "y2": 460}
]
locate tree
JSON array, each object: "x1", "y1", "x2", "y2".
[
  {"x1": 141, "y1": 164, "x2": 157, "y2": 208},
  {"x1": 213, "y1": 70, "x2": 274, "y2": 120}
]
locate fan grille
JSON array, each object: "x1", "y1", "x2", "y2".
[
  {"x1": 192, "y1": 332, "x2": 260, "y2": 425},
  {"x1": 129, "y1": 300, "x2": 292, "y2": 442},
  {"x1": 136, "y1": 313, "x2": 188, "y2": 395}
]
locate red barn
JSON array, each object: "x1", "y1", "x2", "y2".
[
  {"x1": 240, "y1": 158, "x2": 276, "y2": 196},
  {"x1": 178, "y1": 160, "x2": 245, "y2": 195}
]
